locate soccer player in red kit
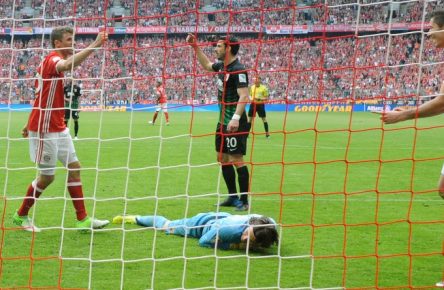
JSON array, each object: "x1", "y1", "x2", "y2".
[
  {"x1": 13, "y1": 27, "x2": 110, "y2": 232},
  {"x1": 149, "y1": 79, "x2": 170, "y2": 125}
]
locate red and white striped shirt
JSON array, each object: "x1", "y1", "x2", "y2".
[
  {"x1": 28, "y1": 51, "x2": 66, "y2": 133},
  {"x1": 156, "y1": 85, "x2": 167, "y2": 104}
]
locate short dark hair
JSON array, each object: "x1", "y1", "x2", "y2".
[
  {"x1": 430, "y1": 10, "x2": 444, "y2": 28},
  {"x1": 50, "y1": 26, "x2": 73, "y2": 48},
  {"x1": 210, "y1": 35, "x2": 240, "y2": 56},
  {"x1": 249, "y1": 216, "x2": 279, "y2": 249}
]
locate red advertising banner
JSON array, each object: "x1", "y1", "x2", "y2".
[{"x1": 6, "y1": 23, "x2": 431, "y2": 36}]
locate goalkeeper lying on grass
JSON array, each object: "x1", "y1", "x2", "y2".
[{"x1": 113, "y1": 212, "x2": 279, "y2": 250}]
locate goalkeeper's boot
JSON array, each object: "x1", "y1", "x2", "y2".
[
  {"x1": 13, "y1": 212, "x2": 41, "y2": 232},
  {"x1": 77, "y1": 216, "x2": 109, "y2": 233},
  {"x1": 234, "y1": 199, "x2": 249, "y2": 211},
  {"x1": 216, "y1": 196, "x2": 239, "y2": 207},
  {"x1": 112, "y1": 215, "x2": 138, "y2": 225}
]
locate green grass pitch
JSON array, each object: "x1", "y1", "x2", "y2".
[{"x1": 0, "y1": 110, "x2": 442, "y2": 289}]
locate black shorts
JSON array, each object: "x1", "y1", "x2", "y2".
[
  {"x1": 65, "y1": 109, "x2": 80, "y2": 120},
  {"x1": 248, "y1": 103, "x2": 266, "y2": 118},
  {"x1": 215, "y1": 122, "x2": 249, "y2": 155}
]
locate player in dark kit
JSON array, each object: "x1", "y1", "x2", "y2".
[
  {"x1": 64, "y1": 81, "x2": 82, "y2": 139},
  {"x1": 187, "y1": 33, "x2": 250, "y2": 211}
]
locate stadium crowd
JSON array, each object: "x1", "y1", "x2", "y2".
[{"x1": 0, "y1": 31, "x2": 441, "y2": 105}]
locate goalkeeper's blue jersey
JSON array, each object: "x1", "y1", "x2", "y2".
[{"x1": 166, "y1": 212, "x2": 275, "y2": 250}]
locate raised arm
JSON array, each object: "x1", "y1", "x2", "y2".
[
  {"x1": 186, "y1": 33, "x2": 214, "y2": 72},
  {"x1": 56, "y1": 31, "x2": 108, "y2": 72}
]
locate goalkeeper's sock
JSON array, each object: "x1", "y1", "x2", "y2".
[
  {"x1": 237, "y1": 166, "x2": 250, "y2": 204},
  {"x1": 222, "y1": 164, "x2": 238, "y2": 197},
  {"x1": 152, "y1": 112, "x2": 158, "y2": 123},
  {"x1": 136, "y1": 215, "x2": 169, "y2": 229},
  {"x1": 17, "y1": 179, "x2": 45, "y2": 216},
  {"x1": 67, "y1": 178, "x2": 87, "y2": 221},
  {"x1": 165, "y1": 112, "x2": 169, "y2": 122}
]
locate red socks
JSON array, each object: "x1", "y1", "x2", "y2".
[
  {"x1": 17, "y1": 180, "x2": 45, "y2": 216},
  {"x1": 67, "y1": 178, "x2": 87, "y2": 221},
  {"x1": 18, "y1": 178, "x2": 88, "y2": 221}
]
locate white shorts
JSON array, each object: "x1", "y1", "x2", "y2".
[
  {"x1": 155, "y1": 103, "x2": 168, "y2": 112},
  {"x1": 29, "y1": 128, "x2": 78, "y2": 175}
]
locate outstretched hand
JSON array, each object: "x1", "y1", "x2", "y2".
[{"x1": 372, "y1": 107, "x2": 405, "y2": 124}]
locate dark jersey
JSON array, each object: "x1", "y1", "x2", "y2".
[
  {"x1": 212, "y1": 59, "x2": 249, "y2": 125},
  {"x1": 64, "y1": 84, "x2": 81, "y2": 110}
]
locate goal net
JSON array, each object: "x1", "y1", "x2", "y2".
[{"x1": 0, "y1": 0, "x2": 443, "y2": 289}]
